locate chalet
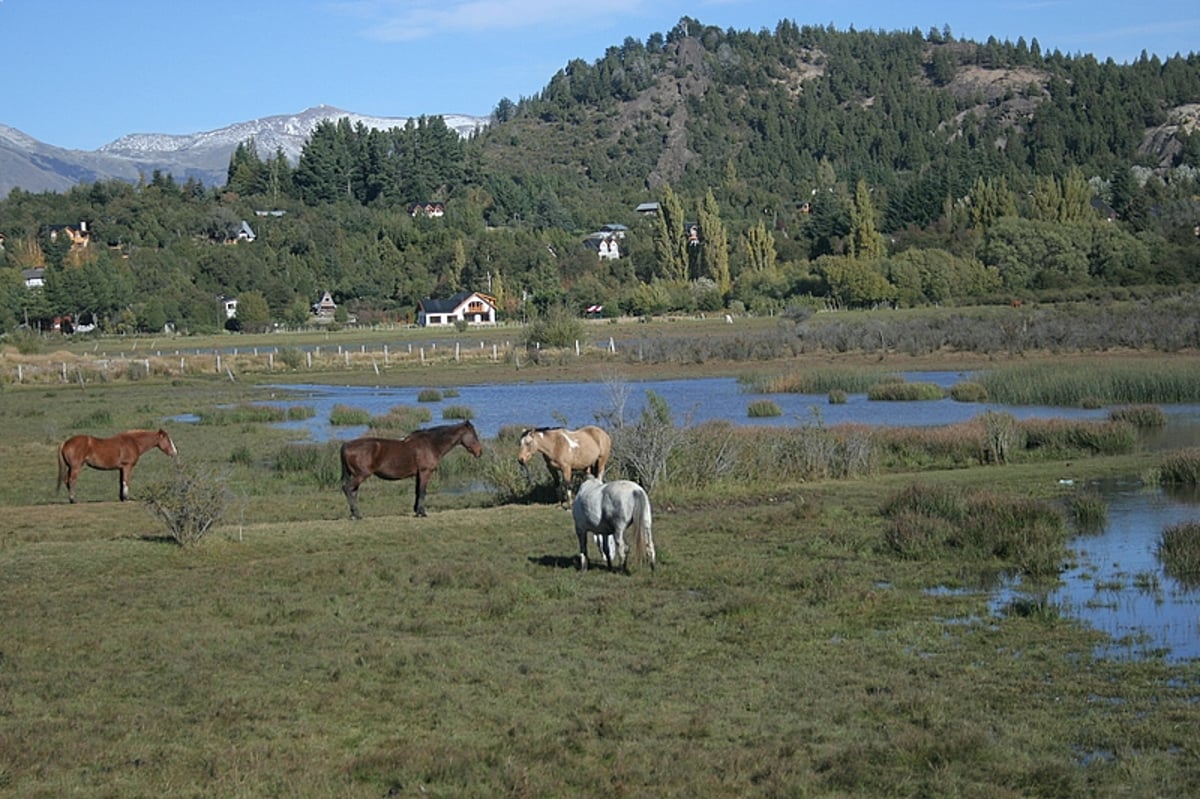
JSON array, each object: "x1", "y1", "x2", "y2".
[
  {"x1": 44, "y1": 221, "x2": 91, "y2": 250},
  {"x1": 234, "y1": 221, "x2": 256, "y2": 242},
  {"x1": 635, "y1": 202, "x2": 659, "y2": 215},
  {"x1": 417, "y1": 290, "x2": 497, "y2": 327},
  {"x1": 312, "y1": 290, "x2": 337, "y2": 318},
  {"x1": 21, "y1": 267, "x2": 45, "y2": 289},
  {"x1": 408, "y1": 201, "x2": 446, "y2": 218},
  {"x1": 600, "y1": 223, "x2": 629, "y2": 238},
  {"x1": 583, "y1": 232, "x2": 620, "y2": 260}
]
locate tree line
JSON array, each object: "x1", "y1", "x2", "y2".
[{"x1": 1, "y1": 18, "x2": 1198, "y2": 334}]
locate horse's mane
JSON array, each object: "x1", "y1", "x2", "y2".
[{"x1": 414, "y1": 421, "x2": 474, "y2": 436}]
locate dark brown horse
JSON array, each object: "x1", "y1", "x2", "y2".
[
  {"x1": 340, "y1": 420, "x2": 483, "y2": 519},
  {"x1": 57, "y1": 428, "x2": 178, "y2": 503},
  {"x1": 517, "y1": 425, "x2": 612, "y2": 506}
]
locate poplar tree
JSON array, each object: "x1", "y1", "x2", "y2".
[
  {"x1": 697, "y1": 189, "x2": 731, "y2": 294},
  {"x1": 849, "y1": 178, "x2": 886, "y2": 260},
  {"x1": 652, "y1": 185, "x2": 688, "y2": 281}
]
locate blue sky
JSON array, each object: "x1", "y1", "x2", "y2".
[{"x1": 2, "y1": 0, "x2": 1198, "y2": 151}]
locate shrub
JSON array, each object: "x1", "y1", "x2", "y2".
[
  {"x1": 417, "y1": 388, "x2": 443, "y2": 403},
  {"x1": 827, "y1": 389, "x2": 848, "y2": 404},
  {"x1": 329, "y1": 404, "x2": 371, "y2": 426},
  {"x1": 525, "y1": 305, "x2": 585, "y2": 349},
  {"x1": 369, "y1": 405, "x2": 432, "y2": 432},
  {"x1": 747, "y1": 399, "x2": 782, "y2": 417},
  {"x1": 273, "y1": 442, "x2": 342, "y2": 488},
  {"x1": 277, "y1": 347, "x2": 304, "y2": 369},
  {"x1": 141, "y1": 461, "x2": 231, "y2": 547}
]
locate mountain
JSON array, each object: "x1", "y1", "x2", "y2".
[{"x1": 0, "y1": 106, "x2": 489, "y2": 197}]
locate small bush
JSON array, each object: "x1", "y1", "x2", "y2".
[
  {"x1": 827, "y1": 389, "x2": 848, "y2": 404},
  {"x1": 277, "y1": 347, "x2": 304, "y2": 369},
  {"x1": 417, "y1": 388, "x2": 443, "y2": 403},
  {"x1": 70, "y1": 408, "x2": 113, "y2": 430},
  {"x1": 329, "y1": 404, "x2": 371, "y2": 426},
  {"x1": 141, "y1": 461, "x2": 231, "y2": 547},
  {"x1": 443, "y1": 388, "x2": 460, "y2": 398},
  {"x1": 747, "y1": 399, "x2": 782, "y2": 418},
  {"x1": 286, "y1": 406, "x2": 316, "y2": 421}
]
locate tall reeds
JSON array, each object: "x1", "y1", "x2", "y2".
[{"x1": 977, "y1": 359, "x2": 1200, "y2": 405}]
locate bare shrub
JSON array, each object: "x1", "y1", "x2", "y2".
[{"x1": 142, "y1": 461, "x2": 231, "y2": 546}]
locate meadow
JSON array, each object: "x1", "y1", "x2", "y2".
[{"x1": 2, "y1": 319, "x2": 1200, "y2": 798}]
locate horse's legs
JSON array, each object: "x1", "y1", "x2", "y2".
[
  {"x1": 413, "y1": 470, "x2": 430, "y2": 517},
  {"x1": 342, "y1": 474, "x2": 365, "y2": 519},
  {"x1": 66, "y1": 465, "x2": 78, "y2": 503},
  {"x1": 119, "y1": 465, "x2": 132, "y2": 501},
  {"x1": 576, "y1": 523, "x2": 589, "y2": 571},
  {"x1": 560, "y1": 466, "x2": 574, "y2": 507}
]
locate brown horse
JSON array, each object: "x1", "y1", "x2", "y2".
[
  {"x1": 340, "y1": 420, "x2": 483, "y2": 519},
  {"x1": 517, "y1": 425, "x2": 611, "y2": 506},
  {"x1": 57, "y1": 428, "x2": 178, "y2": 503}
]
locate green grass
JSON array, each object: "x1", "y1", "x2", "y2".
[
  {"x1": 746, "y1": 399, "x2": 782, "y2": 417},
  {"x1": 0, "y1": 366, "x2": 1197, "y2": 797},
  {"x1": 978, "y1": 357, "x2": 1200, "y2": 405}
]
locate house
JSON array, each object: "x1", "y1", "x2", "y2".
[
  {"x1": 417, "y1": 290, "x2": 498, "y2": 327},
  {"x1": 600, "y1": 223, "x2": 629, "y2": 238},
  {"x1": 635, "y1": 202, "x2": 660, "y2": 215},
  {"x1": 408, "y1": 201, "x2": 446, "y2": 218},
  {"x1": 686, "y1": 222, "x2": 701, "y2": 246},
  {"x1": 220, "y1": 296, "x2": 238, "y2": 319},
  {"x1": 312, "y1": 290, "x2": 337, "y2": 318},
  {"x1": 21, "y1": 267, "x2": 45, "y2": 289},
  {"x1": 235, "y1": 221, "x2": 256, "y2": 242},
  {"x1": 44, "y1": 221, "x2": 91, "y2": 250},
  {"x1": 583, "y1": 232, "x2": 621, "y2": 260}
]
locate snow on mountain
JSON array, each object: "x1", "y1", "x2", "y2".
[
  {"x1": 98, "y1": 105, "x2": 488, "y2": 163},
  {"x1": 0, "y1": 106, "x2": 490, "y2": 197}
]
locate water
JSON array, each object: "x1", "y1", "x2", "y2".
[
  {"x1": 257, "y1": 371, "x2": 1127, "y2": 441},
  {"x1": 189, "y1": 373, "x2": 1200, "y2": 661}
]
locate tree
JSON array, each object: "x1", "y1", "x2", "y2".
[
  {"x1": 739, "y1": 220, "x2": 777, "y2": 276},
  {"x1": 234, "y1": 290, "x2": 272, "y2": 333},
  {"x1": 651, "y1": 185, "x2": 688, "y2": 281},
  {"x1": 696, "y1": 189, "x2": 731, "y2": 294},
  {"x1": 849, "y1": 178, "x2": 886, "y2": 260}
]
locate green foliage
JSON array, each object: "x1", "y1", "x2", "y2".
[
  {"x1": 866, "y1": 381, "x2": 945, "y2": 401},
  {"x1": 524, "y1": 305, "x2": 584, "y2": 348},
  {"x1": 949, "y1": 381, "x2": 989, "y2": 402},
  {"x1": 1158, "y1": 521, "x2": 1200, "y2": 587},
  {"x1": 368, "y1": 405, "x2": 432, "y2": 432},
  {"x1": 441, "y1": 405, "x2": 474, "y2": 420},
  {"x1": 417, "y1": 388, "x2": 443, "y2": 402},
  {"x1": 197, "y1": 403, "x2": 286, "y2": 425},
  {"x1": 746, "y1": 399, "x2": 782, "y2": 417},
  {"x1": 1157, "y1": 448, "x2": 1200, "y2": 485}
]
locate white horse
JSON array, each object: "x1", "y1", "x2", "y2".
[{"x1": 571, "y1": 475, "x2": 656, "y2": 572}]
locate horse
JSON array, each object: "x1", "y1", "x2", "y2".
[
  {"x1": 571, "y1": 475, "x2": 656, "y2": 573},
  {"x1": 340, "y1": 420, "x2": 483, "y2": 519},
  {"x1": 517, "y1": 424, "x2": 611, "y2": 506},
  {"x1": 57, "y1": 428, "x2": 178, "y2": 503}
]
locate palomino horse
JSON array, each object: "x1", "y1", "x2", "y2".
[
  {"x1": 340, "y1": 420, "x2": 483, "y2": 519},
  {"x1": 517, "y1": 425, "x2": 611, "y2": 506},
  {"x1": 572, "y1": 475, "x2": 656, "y2": 572},
  {"x1": 57, "y1": 428, "x2": 178, "y2": 503}
]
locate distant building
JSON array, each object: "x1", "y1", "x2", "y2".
[
  {"x1": 312, "y1": 290, "x2": 337, "y2": 318},
  {"x1": 408, "y1": 201, "x2": 446, "y2": 218},
  {"x1": 21, "y1": 267, "x2": 45, "y2": 289},
  {"x1": 220, "y1": 296, "x2": 238, "y2": 319},
  {"x1": 417, "y1": 290, "x2": 497, "y2": 327},
  {"x1": 583, "y1": 232, "x2": 621, "y2": 260},
  {"x1": 635, "y1": 202, "x2": 660, "y2": 215}
]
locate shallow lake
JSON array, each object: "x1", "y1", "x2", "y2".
[{"x1": 244, "y1": 373, "x2": 1200, "y2": 661}]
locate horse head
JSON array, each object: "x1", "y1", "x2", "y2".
[
  {"x1": 157, "y1": 428, "x2": 179, "y2": 456},
  {"x1": 516, "y1": 428, "x2": 539, "y2": 464},
  {"x1": 460, "y1": 421, "x2": 483, "y2": 457}
]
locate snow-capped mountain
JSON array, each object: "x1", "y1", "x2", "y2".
[{"x1": 0, "y1": 106, "x2": 489, "y2": 197}]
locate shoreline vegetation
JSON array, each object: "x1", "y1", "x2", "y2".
[{"x1": 3, "y1": 307, "x2": 1200, "y2": 796}]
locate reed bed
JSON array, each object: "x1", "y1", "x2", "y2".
[
  {"x1": 1158, "y1": 521, "x2": 1200, "y2": 587},
  {"x1": 1108, "y1": 404, "x2": 1168, "y2": 428},
  {"x1": 367, "y1": 405, "x2": 433, "y2": 432},
  {"x1": 441, "y1": 404, "x2": 475, "y2": 420},
  {"x1": 417, "y1": 388, "x2": 443, "y2": 402},
  {"x1": 329, "y1": 404, "x2": 372, "y2": 426},
  {"x1": 1020, "y1": 418, "x2": 1138, "y2": 456},
  {"x1": 881, "y1": 482, "x2": 1069, "y2": 575},
  {"x1": 1064, "y1": 489, "x2": 1108, "y2": 534},
  {"x1": 866, "y1": 380, "x2": 945, "y2": 401},
  {"x1": 1156, "y1": 447, "x2": 1200, "y2": 484},
  {"x1": 949, "y1": 380, "x2": 988, "y2": 402},
  {"x1": 746, "y1": 399, "x2": 783, "y2": 417},
  {"x1": 740, "y1": 366, "x2": 900, "y2": 395},
  {"x1": 977, "y1": 358, "x2": 1200, "y2": 405}
]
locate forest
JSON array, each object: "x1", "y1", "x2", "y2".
[{"x1": 1, "y1": 16, "x2": 1199, "y2": 334}]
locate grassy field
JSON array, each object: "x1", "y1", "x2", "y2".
[{"x1": 2, "y1": 327, "x2": 1200, "y2": 797}]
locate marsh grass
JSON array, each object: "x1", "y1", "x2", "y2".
[
  {"x1": 2, "y1": 363, "x2": 1199, "y2": 797},
  {"x1": 441, "y1": 404, "x2": 474, "y2": 420},
  {"x1": 1109, "y1": 404, "x2": 1167, "y2": 428},
  {"x1": 367, "y1": 404, "x2": 432, "y2": 432},
  {"x1": 1157, "y1": 521, "x2": 1200, "y2": 587},
  {"x1": 273, "y1": 441, "x2": 343, "y2": 488},
  {"x1": 741, "y1": 365, "x2": 899, "y2": 394},
  {"x1": 329, "y1": 403, "x2": 372, "y2": 426},
  {"x1": 417, "y1": 388, "x2": 443, "y2": 402},
  {"x1": 949, "y1": 380, "x2": 988, "y2": 402},
  {"x1": 199, "y1": 403, "x2": 286, "y2": 425},
  {"x1": 867, "y1": 380, "x2": 945, "y2": 401},
  {"x1": 1064, "y1": 489, "x2": 1109, "y2": 533},
  {"x1": 979, "y1": 358, "x2": 1200, "y2": 405},
  {"x1": 746, "y1": 399, "x2": 782, "y2": 417},
  {"x1": 1020, "y1": 418, "x2": 1137, "y2": 456},
  {"x1": 1157, "y1": 448, "x2": 1200, "y2": 484}
]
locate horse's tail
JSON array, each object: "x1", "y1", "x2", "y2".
[
  {"x1": 628, "y1": 486, "x2": 655, "y2": 569},
  {"x1": 56, "y1": 442, "x2": 68, "y2": 493}
]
